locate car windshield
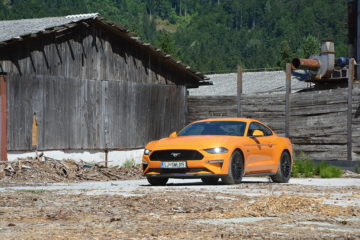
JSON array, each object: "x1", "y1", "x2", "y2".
[{"x1": 178, "y1": 121, "x2": 246, "y2": 137}]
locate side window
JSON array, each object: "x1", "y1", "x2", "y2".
[{"x1": 247, "y1": 122, "x2": 273, "y2": 136}]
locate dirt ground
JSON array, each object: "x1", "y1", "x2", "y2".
[{"x1": 0, "y1": 177, "x2": 360, "y2": 240}]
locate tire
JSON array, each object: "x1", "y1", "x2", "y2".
[
  {"x1": 201, "y1": 177, "x2": 219, "y2": 185},
  {"x1": 221, "y1": 150, "x2": 244, "y2": 185},
  {"x1": 147, "y1": 177, "x2": 169, "y2": 186},
  {"x1": 271, "y1": 151, "x2": 292, "y2": 183}
]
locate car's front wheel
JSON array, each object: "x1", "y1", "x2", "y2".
[
  {"x1": 201, "y1": 177, "x2": 219, "y2": 185},
  {"x1": 147, "y1": 176, "x2": 168, "y2": 186},
  {"x1": 221, "y1": 150, "x2": 243, "y2": 185},
  {"x1": 271, "y1": 151, "x2": 292, "y2": 183}
]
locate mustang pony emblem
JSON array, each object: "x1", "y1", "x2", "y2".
[{"x1": 170, "y1": 152, "x2": 181, "y2": 158}]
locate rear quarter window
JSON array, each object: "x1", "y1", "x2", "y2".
[{"x1": 247, "y1": 122, "x2": 273, "y2": 136}]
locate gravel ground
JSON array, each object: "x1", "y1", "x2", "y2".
[
  {"x1": 0, "y1": 178, "x2": 359, "y2": 239},
  {"x1": 188, "y1": 71, "x2": 310, "y2": 96}
]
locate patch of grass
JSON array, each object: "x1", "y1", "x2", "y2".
[
  {"x1": 355, "y1": 166, "x2": 360, "y2": 174},
  {"x1": 319, "y1": 165, "x2": 343, "y2": 178},
  {"x1": 15, "y1": 189, "x2": 45, "y2": 194},
  {"x1": 122, "y1": 158, "x2": 136, "y2": 168},
  {"x1": 291, "y1": 152, "x2": 343, "y2": 178},
  {"x1": 292, "y1": 152, "x2": 315, "y2": 177}
]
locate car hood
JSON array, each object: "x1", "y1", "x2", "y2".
[{"x1": 148, "y1": 135, "x2": 242, "y2": 150}]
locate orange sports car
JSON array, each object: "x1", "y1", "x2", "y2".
[{"x1": 142, "y1": 118, "x2": 293, "y2": 185}]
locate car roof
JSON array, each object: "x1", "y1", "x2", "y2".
[{"x1": 192, "y1": 118, "x2": 256, "y2": 124}]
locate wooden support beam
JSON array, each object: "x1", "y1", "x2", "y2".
[
  {"x1": 0, "y1": 74, "x2": 7, "y2": 161},
  {"x1": 347, "y1": 58, "x2": 355, "y2": 161},
  {"x1": 285, "y1": 63, "x2": 291, "y2": 138},
  {"x1": 237, "y1": 66, "x2": 243, "y2": 117}
]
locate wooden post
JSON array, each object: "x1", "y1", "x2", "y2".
[
  {"x1": 285, "y1": 63, "x2": 291, "y2": 138},
  {"x1": 347, "y1": 58, "x2": 355, "y2": 161},
  {"x1": 0, "y1": 74, "x2": 7, "y2": 161},
  {"x1": 32, "y1": 113, "x2": 39, "y2": 159},
  {"x1": 237, "y1": 66, "x2": 243, "y2": 117},
  {"x1": 104, "y1": 149, "x2": 108, "y2": 168}
]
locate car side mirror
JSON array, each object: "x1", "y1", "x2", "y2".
[
  {"x1": 252, "y1": 130, "x2": 264, "y2": 137},
  {"x1": 169, "y1": 131, "x2": 177, "y2": 138}
]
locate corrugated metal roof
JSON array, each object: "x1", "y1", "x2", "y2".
[
  {"x1": 0, "y1": 14, "x2": 209, "y2": 84},
  {"x1": 189, "y1": 71, "x2": 312, "y2": 95}
]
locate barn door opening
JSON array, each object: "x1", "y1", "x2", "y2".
[{"x1": 0, "y1": 74, "x2": 7, "y2": 161}]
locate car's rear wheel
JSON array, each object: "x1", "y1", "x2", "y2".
[
  {"x1": 201, "y1": 177, "x2": 219, "y2": 185},
  {"x1": 147, "y1": 176, "x2": 168, "y2": 186},
  {"x1": 271, "y1": 151, "x2": 292, "y2": 183},
  {"x1": 221, "y1": 150, "x2": 243, "y2": 185}
]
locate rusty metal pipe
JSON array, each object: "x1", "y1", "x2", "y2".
[{"x1": 292, "y1": 58, "x2": 320, "y2": 71}]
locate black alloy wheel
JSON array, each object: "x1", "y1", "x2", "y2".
[
  {"x1": 221, "y1": 150, "x2": 243, "y2": 185},
  {"x1": 271, "y1": 151, "x2": 292, "y2": 183}
]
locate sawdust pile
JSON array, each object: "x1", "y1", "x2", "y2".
[
  {"x1": 0, "y1": 157, "x2": 143, "y2": 183},
  {"x1": 241, "y1": 194, "x2": 359, "y2": 217}
]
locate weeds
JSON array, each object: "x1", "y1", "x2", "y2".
[
  {"x1": 122, "y1": 158, "x2": 136, "y2": 168},
  {"x1": 292, "y1": 152, "x2": 315, "y2": 177},
  {"x1": 15, "y1": 189, "x2": 45, "y2": 194},
  {"x1": 291, "y1": 152, "x2": 343, "y2": 178},
  {"x1": 355, "y1": 166, "x2": 360, "y2": 174}
]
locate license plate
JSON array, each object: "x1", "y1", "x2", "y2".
[{"x1": 161, "y1": 161, "x2": 187, "y2": 168}]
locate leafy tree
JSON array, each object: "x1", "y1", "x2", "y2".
[
  {"x1": 277, "y1": 40, "x2": 294, "y2": 68},
  {"x1": 0, "y1": 0, "x2": 349, "y2": 72},
  {"x1": 156, "y1": 31, "x2": 178, "y2": 57},
  {"x1": 299, "y1": 35, "x2": 320, "y2": 58}
]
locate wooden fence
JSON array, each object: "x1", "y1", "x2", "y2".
[
  {"x1": 7, "y1": 74, "x2": 186, "y2": 151},
  {"x1": 188, "y1": 83, "x2": 360, "y2": 161}
]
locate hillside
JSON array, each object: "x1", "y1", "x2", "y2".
[{"x1": 0, "y1": 0, "x2": 348, "y2": 72}]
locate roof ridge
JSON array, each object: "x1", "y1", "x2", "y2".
[{"x1": 65, "y1": 13, "x2": 99, "y2": 19}]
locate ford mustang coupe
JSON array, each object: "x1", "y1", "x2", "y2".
[{"x1": 142, "y1": 118, "x2": 292, "y2": 185}]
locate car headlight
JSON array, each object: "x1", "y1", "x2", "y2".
[
  {"x1": 144, "y1": 149, "x2": 151, "y2": 155},
  {"x1": 204, "y1": 147, "x2": 228, "y2": 154}
]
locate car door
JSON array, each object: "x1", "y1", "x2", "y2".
[{"x1": 244, "y1": 122, "x2": 275, "y2": 173}]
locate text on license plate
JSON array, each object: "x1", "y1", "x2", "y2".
[{"x1": 161, "y1": 161, "x2": 187, "y2": 168}]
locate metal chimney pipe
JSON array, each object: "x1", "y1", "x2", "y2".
[{"x1": 292, "y1": 58, "x2": 320, "y2": 71}]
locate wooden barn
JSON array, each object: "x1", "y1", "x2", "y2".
[{"x1": 0, "y1": 13, "x2": 209, "y2": 162}]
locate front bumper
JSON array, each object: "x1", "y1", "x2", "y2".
[
  {"x1": 142, "y1": 150, "x2": 231, "y2": 177},
  {"x1": 145, "y1": 173, "x2": 228, "y2": 179}
]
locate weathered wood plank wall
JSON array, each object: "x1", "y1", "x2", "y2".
[
  {"x1": 187, "y1": 96, "x2": 237, "y2": 123},
  {"x1": 241, "y1": 94, "x2": 285, "y2": 134},
  {"x1": 0, "y1": 23, "x2": 195, "y2": 86},
  {"x1": 290, "y1": 88, "x2": 348, "y2": 161},
  {"x1": 353, "y1": 86, "x2": 360, "y2": 161},
  {"x1": 187, "y1": 83, "x2": 360, "y2": 161},
  {"x1": 7, "y1": 74, "x2": 186, "y2": 151},
  {"x1": 187, "y1": 94, "x2": 285, "y2": 134},
  {"x1": 0, "y1": 22, "x2": 192, "y2": 152}
]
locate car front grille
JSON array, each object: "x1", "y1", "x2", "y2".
[{"x1": 149, "y1": 150, "x2": 203, "y2": 161}]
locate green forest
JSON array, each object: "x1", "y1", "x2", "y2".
[{"x1": 0, "y1": 0, "x2": 348, "y2": 73}]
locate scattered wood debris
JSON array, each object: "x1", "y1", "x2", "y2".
[{"x1": 0, "y1": 156, "x2": 143, "y2": 184}]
